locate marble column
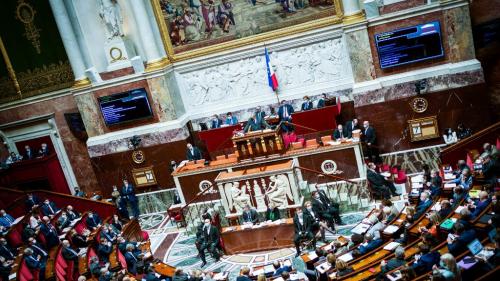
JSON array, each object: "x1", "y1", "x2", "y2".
[
  {"x1": 443, "y1": 5, "x2": 475, "y2": 62},
  {"x1": 127, "y1": 0, "x2": 162, "y2": 65},
  {"x1": 342, "y1": 0, "x2": 362, "y2": 16},
  {"x1": 146, "y1": 72, "x2": 186, "y2": 122},
  {"x1": 74, "y1": 93, "x2": 105, "y2": 137},
  {"x1": 48, "y1": 0, "x2": 88, "y2": 83},
  {"x1": 344, "y1": 25, "x2": 375, "y2": 83}
]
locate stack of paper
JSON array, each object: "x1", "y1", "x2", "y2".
[
  {"x1": 383, "y1": 225, "x2": 400, "y2": 234},
  {"x1": 307, "y1": 251, "x2": 318, "y2": 260},
  {"x1": 444, "y1": 173, "x2": 456, "y2": 180},
  {"x1": 338, "y1": 252, "x2": 354, "y2": 262},
  {"x1": 455, "y1": 206, "x2": 466, "y2": 214},
  {"x1": 214, "y1": 272, "x2": 228, "y2": 280},
  {"x1": 351, "y1": 223, "x2": 371, "y2": 235},
  {"x1": 444, "y1": 183, "x2": 457, "y2": 189},
  {"x1": 315, "y1": 262, "x2": 332, "y2": 274},
  {"x1": 383, "y1": 241, "x2": 401, "y2": 251}
]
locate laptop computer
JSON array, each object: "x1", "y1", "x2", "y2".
[
  {"x1": 488, "y1": 228, "x2": 497, "y2": 243},
  {"x1": 467, "y1": 239, "x2": 494, "y2": 260}
]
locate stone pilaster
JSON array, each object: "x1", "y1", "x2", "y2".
[
  {"x1": 344, "y1": 25, "x2": 376, "y2": 83},
  {"x1": 74, "y1": 93, "x2": 105, "y2": 137}
]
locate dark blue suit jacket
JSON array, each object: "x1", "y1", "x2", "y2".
[
  {"x1": 363, "y1": 126, "x2": 376, "y2": 144},
  {"x1": 278, "y1": 104, "x2": 294, "y2": 120},
  {"x1": 415, "y1": 199, "x2": 433, "y2": 219},
  {"x1": 25, "y1": 196, "x2": 40, "y2": 210},
  {"x1": 40, "y1": 223, "x2": 60, "y2": 247},
  {"x1": 0, "y1": 244, "x2": 15, "y2": 260},
  {"x1": 412, "y1": 251, "x2": 440, "y2": 274},
  {"x1": 359, "y1": 238, "x2": 383, "y2": 255},
  {"x1": 125, "y1": 251, "x2": 139, "y2": 274},
  {"x1": 301, "y1": 101, "x2": 313, "y2": 111},
  {"x1": 86, "y1": 214, "x2": 102, "y2": 229},
  {"x1": 317, "y1": 99, "x2": 325, "y2": 108},
  {"x1": 25, "y1": 255, "x2": 43, "y2": 269},
  {"x1": 0, "y1": 214, "x2": 14, "y2": 228},
  {"x1": 471, "y1": 199, "x2": 490, "y2": 218},
  {"x1": 210, "y1": 119, "x2": 223, "y2": 129},
  {"x1": 41, "y1": 202, "x2": 60, "y2": 216},
  {"x1": 273, "y1": 265, "x2": 292, "y2": 276},
  {"x1": 122, "y1": 184, "x2": 138, "y2": 203},
  {"x1": 236, "y1": 276, "x2": 252, "y2": 281},
  {"x1": 448, "y1": 229, "x2": 476, "y2": 256}
]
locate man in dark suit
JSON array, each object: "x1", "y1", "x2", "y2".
[
  {"x1": 471, "y1": 191, "x2": 490, "y2": 218},
  {"x1": 241, "y1": 205, "x2": 258, "y2": 224},
  {"x1": 23, "y1": 248, "x2": 46, "y2": 278},
  {"x1": 86, "y1": 211, "x2": 102, "y2": 231},
  {"x1": 27, "y1": 238, "x2": 48, "y2": 262},
  {"x1": 121, "y1": 179, "x2": 140, "y2": 218},
  {"x1": 23, "y1": 145, "x2": 34, "y2": 160},
  {"x1": 345, "y1": 118, "x2": 360, "y2": 138},
  {"x1": 0, "y1": 210, "x2": 14, "y2": 229},
  {"x1": 316, "y1": 93, "x2": 327, "y2": 108},
  {"x1": 124, "y1": 243, "x2": 141, "y2": 274},
  {"x1": 311, "y1": 192, "x2": 335, "y2": 230},
  {"x1": 61, "y1": 240, "x2": 79, "y2": 263},
  {"x1": 57, "y1": 212, "x2": 71, "y2": 230},
  {"x1": 265, "y1": 202, "x2": 280, "y2": 221},
  {"x1": 255, "y1": 106, "x2": 266, "y2": 122},
  {"x1": 293, "y1": 208, "x2": 315, "y2": 257},
  {"x1": 225, "y1": 112, "x2": 239, "y2": 125},
  {"x1": 358, "y1": 233, "x2": 383, "y2": 255},
  {"x1": 73, "y1": 187, "x2": 86, "y2": 198},
  {"x1": 272, "y1": 260, "x2": 292, "y2": 277},
  {"x1": 41, "y1": 199, "x2": 60, "y2": 218},
  {"x1": 412, "y1": 243, "x2": 440, "y2": 274},
  {"x1": 39, "y1": 143, "x2": 50, "y2": 156},
  {"x1": 100, "y1": 225, "x2": 117, "y2": 244},
  {"x1": 199, "y1": 218, "x2": 221, "y2": 267},
  {"x1": 236, "y1": 267, "x2": 252, "y2": 281},
  {"x1": 277, "y1": 100, "x2": 294, "y2": 132},
  {"x1": 209, "y1": 114, "x2": 223, "y2": 129},
  {"x1": 173, "y1": 190, "x2": 182, "y2": 205},
  {"x1": 301, "y1": 96, "x2": 313, "y2": 111},
  {"x1": 362, "y1": 120, "x2": 378, "y2": 162},
  {"x1": 97, "y1": 238, "x2": 113, "y2": 263},
  {"x1": 243, "y1": 112, "x2": 270, "y2": 133},
  {"x1": 25, "y1": 193, "x2": 40, "y2": 211},
  {"x1": 40, "y1": 216, "x2": 60, "y2": 249},
  {"x1": 367, "y1": 163, "x2": 397, "y2": 198},
  {"x1": 333, "y1": 124, "x2": 347, "y2": 141},
  {"x1": 415, "y1": 191, "x2": 433, "y2": 219},
  {"x1": 0, "y1": 238, "x2": 15, "y2": 261},
  {"x1": 66, "y1": 205, "x2": 80, "y2": 221},
  {"x1": 447, "y1": 222, "x2": 476, "y2": 256},
  {"x1": 186, "y1": 143, "x2": 202, "y2": 161},
  {"x1": 380, "y1": 246, "x2": 406, "y2": 275}
]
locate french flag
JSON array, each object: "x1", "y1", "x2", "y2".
[{"x1": 265, "y1": 47, "x2": 278, "y2": 91}]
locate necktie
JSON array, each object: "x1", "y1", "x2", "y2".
[
  {"x1": 130, "y1": 252, "x2": 137, "y2": 261},
  {"x1": 284, "y1": 106, "x2": 288, "y2": 118},
  {"x1": 69, "y1": 248, "x2": 78, "y2": 256},
  {"x1": 33, "y1": 245, "x2": 47, "y2": 257},
  {"x1": 48, "y1": 204, "x2": 54, "y2": 214}
]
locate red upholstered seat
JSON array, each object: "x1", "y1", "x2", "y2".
[
  {"x1": 37, "y1": 231, "x2": 47, "y2": 247},
  {"x1": 305, "y1": 139, "x2": 319, "y2": 148},
  {"x1": 291, "y1": 142, "x2": 304, "y2": 150},
  {"x1": 7, "y1": 228, "x2": 23, "y2": 248},
  {"x1": 18, "y1": 258, "x2": 39, "y2": 281},
  {"x1": 141, "y1": 231, "x2": 149, "y2": 241},
  {"x1": 117, "y1": 247, "x2": 127, "y2": 269},
  {"x1": 87, "y1": 247, "x2": 98, "y2": 272}
]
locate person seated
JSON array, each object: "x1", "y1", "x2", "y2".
[
  {"x1": 358, "y1": 233, "x2": 383, "y2": 255},
  {"x1": 97, "y1": 238, "x2": 113, "y2": 263},
  {"x1": 236, "y1": 267, "x2": 252, "y2": 281},
  {"x1": 428, "y1": 169, "x2": 442, "y2": 198},
  {"x1": 23, "y1": 145, "x2": 35, "y2": 160},
  {"x1": 5, "y1": 151, "x2": 22, "y2": 164},
  {"x1": 312, "y1": 189, "x2": 343, "y2": 226},
  {"x1": 209, "y1": 114, "x2": 222, "y2": 129},
  {"x1": 199, "y1": 218, "x2": 221, "y2": 267},
  {"x1": 144, "y1": 267, "x2": 161, "y2": 281},
  {"x1": 265, "y1": 202, "x2": 280, "y2": 221},
  {"x1": 380, "y1": 246, "x2": 406, "y2": 275},
  {"x1": 432, "y1": 253, "x2": 461, "y2": 281},
  {"x1": 225, "y1": 112, "x2": 238, "y2": 125},
  {"x1": 0, "y1": 256, "x2": 13, "y2": 281},
  {"x1": 27, "y1": 237, "x2": 48, "y2": 262},
  {"x1": 481, "y1": 153, "x2": 499, "y2": 187},
  {"x1": 66, "y1": 205, "x2": 80, "y2": 221},
  {"x1": 438, "y1": 200, "x2": 452, "y2": 219},
  {"x1": 293, "y1": 207, "x2": 315, "y2": 257},
  {"x1": 0, "y1": 210, "x2": 14, "y2": 229},
  {"x1": 241, "y1": 205, "x2": 258, "y2": 224},
  {"x1": 380, "y1": 199, "x2": 399, "y2": 223},
  {"x1": 73, "y1": 187, "x2": 86, "y2": 198},
  {"x1": 61, "y1": 239, "x2": 79, "y2": 263},
  {"x1": 110, "y1": 214, "x2": 124, "y2": 233},
  {"x1": 272, "y1": 260, "x2": 292, "y2": 277},
  {"x1": 304, "y1": 200, "x2": 327, "y2": 242},
  {"x1": 88, "y1": 256, "x2": 101, "y2": 278},
  {"x1": 447, "y1": 222, "x2": 476, "y2": 256},
  {"x1": 367, "y1": 162, "x2": 398, "y2": 199},
  {"x1": 450, "y1": 186, "x2": 467, "y2": 207},
  {"x1": 335, "y1": 259, "x2": 354, "y2": 277},
  {"x1": 0, "y1": 238, "x2": 15, "y2": 261},
  {"x1": 411, "y1": 242, "x2": 440, "y2": 275},
  {"x1": 41, "y1": 199, "x2": 60, "y2": 218},
  {"x1": 446, "y1": 168, "x2": 473, "y2": 190},
  {"x1": 456, "y1": 123, "x2": 472, "y2": 140},
  {"x1": 70, "y1": 229, "x2": 88, "y2": 249},
  {"x1": 316, "y1": 93, "x2": 327, "y2": 108},
  {"x1": 86, "y1": 211, "x2": 102, "y2": 231},
  {"x1": 22, "y1": 223, "x2": 37, "y2": 243},
  {"x1": 25, "y1": 193, "x2": 40, "y2": 211},
  {"x1": 442, "y1": 128, "x2": 458, "y2": 145},
  {"x1": 100, "y1": 225, "x2": 117, "y2": 244},
  {"x1": 301, "y1": 96, "x2": 313, "y2": 111},
  {"x1": 419, "y1": 213, "x2": 441, "y2": 239},
  {"x1": 415, "y1": 191, "x2": 433, "y2": 219},
  {"x1": 23, "y1": 248, "x2": 46, "y2": 277},
  {"x1": 243, "y1": 112, "x2": 270, "y2": 133},
  {"x1": 40, "y1": 216, "x2": 60, "y2": 249},
  {"x1": 99, "y1": 267, "x2": 112, "y2": 281},
  {"x1": 456, "y1": 208, "x2": 473, "y2": 230},
  {"x1": 333, "y1": 124, "x2": 347, "y2": 141},
  {"x1": 57, "y1": 211, "x2": 71, "y2": 230},
  {"x1": 185, "y1": 143, "x2": 202, "y2": 161},
  {"x1": 469, "y1": 191, "x2": 490, "y2": 219},
  {"x1": 124, "y1": 243, "x2": 141, "y2": 275},
  {"x1": 39, "y1": 143, "x2": 50, "y2": 157},
  {"x1": 453, "y1": 160, "x2": 470, "y2": 176}
]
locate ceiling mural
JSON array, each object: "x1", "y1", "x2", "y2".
[{"x1": 0, "y1": 0, "x2": 74, "y2": 104}]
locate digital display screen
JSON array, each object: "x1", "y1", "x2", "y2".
[
  {"x1": 98, "y1": 88, "x2": 153, "y2": 126},
  {"x1": 375, "y1": 21, "x2": 444, "y2": 69}
]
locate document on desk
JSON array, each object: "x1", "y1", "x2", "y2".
[
  {"x1": 338, "y1": 252, "x2": 354, "y2": 262},
  {"x1": 383, "y1": 225, "x2": 400, "y2": 234},
  {"x1": 351, "y1": 223, "x2": 371, "y2": 235}
]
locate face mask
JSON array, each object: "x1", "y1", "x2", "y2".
[
  {"x1": 364, "y1": 124, "x2": 368, "y2": 128},
  {"x1": 297, "y1": 213, "x2": 303, "y2": 218},
  {"x1": 205, "y1": 222, "x2": 210, "y2": 227},
  {"x1": 439, "y1": 260, "x2": 446, "y2": 268},
  {"x1": 307, "y1": 207, "x2": 312, "y2": 211},
  {"x1": 314, "y1": 195, "x2": 320, "y2": 199}
]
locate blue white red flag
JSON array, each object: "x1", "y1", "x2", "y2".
[{"x1": 265, "y1": 47, "x2": 278, "y2": 91}]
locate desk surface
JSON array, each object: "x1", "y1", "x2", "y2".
[{"x1": 221, "y1": 218, "x2": 294, "y2": 255}]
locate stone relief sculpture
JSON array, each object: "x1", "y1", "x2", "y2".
[
  {"x1": 225, "y1": 181, "x2": 252, "y2": 213},
  {"x1": 98, "y1": 0, "x2": 124, "y2": 40},
  {"x1": 265, "y1": 174, "x2": 293, "y2": 208},
  {"x1": 181, "y1": 38, "x2": 348, "y2": 110}
]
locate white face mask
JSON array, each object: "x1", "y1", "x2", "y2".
[
  {"x1": 306, "y1": 206, "x2": 312, "y2": 211},
  {"x1": 205, "y1": 222, "x2": 210, "y2": 227}
]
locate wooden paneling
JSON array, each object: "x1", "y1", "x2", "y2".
[{"x1": 298, "y1": 148, "x2": 360, "y2": 182}]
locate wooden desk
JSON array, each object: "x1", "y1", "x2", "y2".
[
  {"x1": 198, "y1": 124, "x2": 242, "y2": 154},
  {"x1": 232, "y1": 129, "x2": 283, "y2": 160},
  {"x1": 221, "y1": 218, "x2": 294, "y2": 255}
]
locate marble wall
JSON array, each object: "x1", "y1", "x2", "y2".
[{"x1": 344, "y1": 26, "x2": 376, "y2": 83}]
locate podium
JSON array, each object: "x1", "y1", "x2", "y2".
[{"x1": 231, "y1": 128, "x2": 284, "y2": 160}]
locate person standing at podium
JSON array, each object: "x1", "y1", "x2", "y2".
[
  {"x1": 186, "y1": 143, "x2": 202, "y2": 161},
  {"x1": 345, "y1": 118, "x2": 360, "y2": 139},
  {"x1": 210, "y1": 114, "x2": 223, "y2": 129},
  {"x1": 121, "y1": 179, "x2": 140, "y2": 219},
  {"x1": 243, "y1": 112, "x2": 270, "y2": 133},
  {"x1": 278, "y1": 100, "x2": 294, "y2": 132},
  {"x1": 333, "y1": 124, "x2": 347, "y2": 141},
  {"x1": 225, "y1": 112, "x2": 238, "y2": 125}
]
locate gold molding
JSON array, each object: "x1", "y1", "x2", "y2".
[
  {"x1": 145, "y1": 57, "x2": 170, "y2": 72},
  {"x1": 342, "y1": 11, "x2": 366, "y2": 25},
  {"x1": 0, "y1": 35, "x2": 22, "y2": 99},
  {"x1": 150, "y1": 0, "x2": 344, "y2": 63},
  {"x1": 72, "y1": 77, "x2": 91, "y2": 89}
]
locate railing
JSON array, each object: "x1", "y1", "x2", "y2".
[{"x1": 440, "y1": 121, "x2": 500, "y2": 165}]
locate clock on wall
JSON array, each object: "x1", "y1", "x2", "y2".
[
  {"x1": 410, "y1": 97, "x2": 429, "y2": 113},
  {"x1": 132, "y1": 150, "x2": 145, "y2": 164}
]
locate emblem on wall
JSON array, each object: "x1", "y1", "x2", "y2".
[
  {"x1": 131, "y1": 150, "x2": 145, "y2": 164},
  {"x1": 410, "y1": 97, "x2": 429, "y2": 113},
  {"x1": 199, "y1": 180, "x2": 217, "y2": 195},
  {"x1": 321, "y1": 160, "x2": 343, "y2": 175}
]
